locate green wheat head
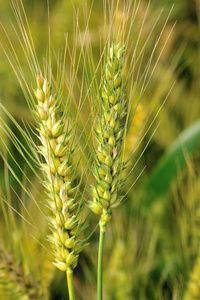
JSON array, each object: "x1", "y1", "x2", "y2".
[
  {"x1": 0, "y1": 246, "x2": 42, "y2": 299},
  {"x1": 88, "y1": 43, "x2": 127, "y2": 230}
]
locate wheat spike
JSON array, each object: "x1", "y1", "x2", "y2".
[
  {"x1": 34, "y1": 75, "x2": 86, "y2": 272},
  {"x1": 0, "y1": 247, "x2": 42, "y2": 299},
  {"x1": 89, "y1": 43, "x2": 127, "y2": 230}
]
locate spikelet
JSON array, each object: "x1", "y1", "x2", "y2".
[
  {"x1": 34, "y1": 75, "x2": 86, "y2": 272},
  {"x1": 0, "y1": 247, "x2": 42, "y2": 299},
  {"x1": 89, "y1": 43, "x2": 126, "y2": 230},
  {"x1": 184, "y1": 256, "x2": 200, "y2": 300}
]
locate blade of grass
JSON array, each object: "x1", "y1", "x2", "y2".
[{"x1": 145, "y1": 119, "x2": 200, "y2": 202}]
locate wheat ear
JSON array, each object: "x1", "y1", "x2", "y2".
[
  {"x1": 34, "y1": 75, "x2": 86, "y2": 299},
  {"x1": 89, "y1": 43, "x2": 126, "y2": 225},
  {"x1": 0, "y1": 246, "x2": 42, "y2": 299},
  {"x1": 88, "y1": 43, "x2": 127, "y2": 299}
]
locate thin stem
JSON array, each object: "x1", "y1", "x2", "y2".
[
  {"x1": 66, "y1": 267, "x2": 75, "y2": 300},
  {"x1": 97, "y1": 227, "x2": 106, "y2": 300}
]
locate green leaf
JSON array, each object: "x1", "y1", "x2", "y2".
[{"x1": 145, "y1": 119, "x2": 200, "y2": 201}]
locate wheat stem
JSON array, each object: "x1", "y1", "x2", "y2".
[
  {"x1": 66, "y1": 268, "x2": 75, "y2": 300},
  {"x1": 97, "y1": 226, "x2": 106, "y2": 300}
]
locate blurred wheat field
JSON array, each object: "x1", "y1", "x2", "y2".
[{"x1": 0, "y1": 0, "x2": 200, "y2": 299}]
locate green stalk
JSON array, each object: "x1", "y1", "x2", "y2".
[
  {"x1": 66, "y1": 268, "x2": 75, "y2": 300},
  {"x1": 98, "y1": 227, "x2": 106, "y2": 300}
]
